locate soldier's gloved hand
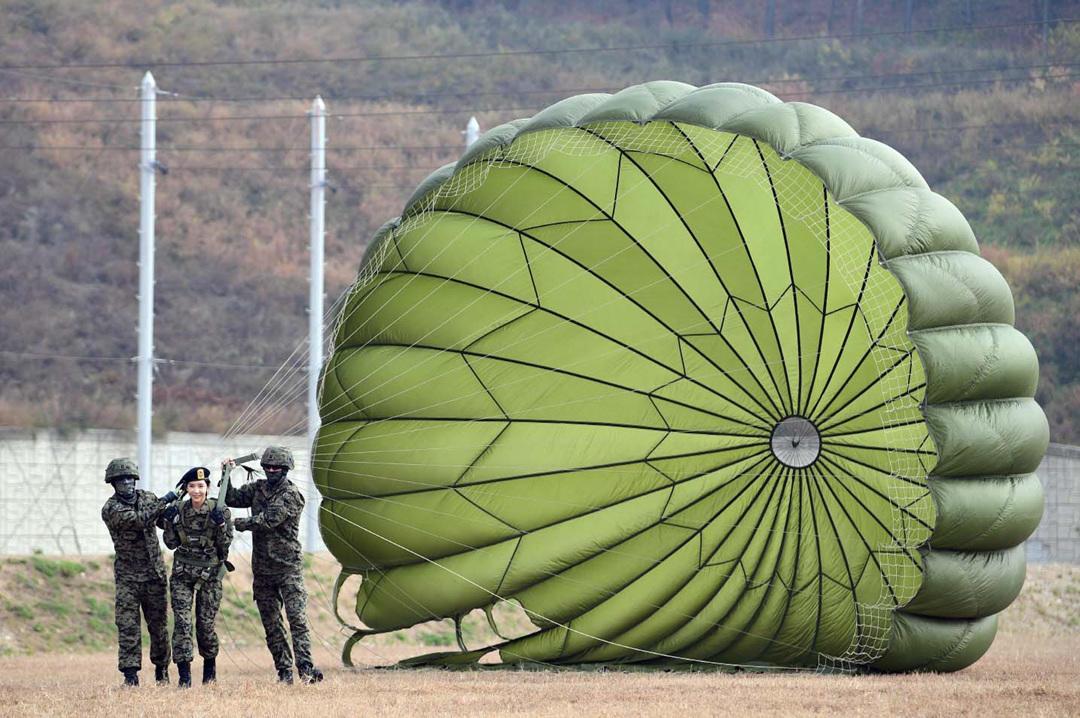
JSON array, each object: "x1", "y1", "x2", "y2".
[
  {"x1": 162, "y1": 505, "x2": 180, "y2": 523},
  {"x1": 209, "y1": 508, "x2": 226, "y2": 526},
  {"x1": 161, "y1": 490, "x2": 179, "y2": 503},
  {"x1": 233, "y1": 517, "x2": 252, "y2": 532}
]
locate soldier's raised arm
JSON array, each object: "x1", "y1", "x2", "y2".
[
  {"x1": 220, "y1": 458, "x2": 255, "y2": 508},
  {"x1": 102, "y1": 490, "x2": 176, "y2": 531}
]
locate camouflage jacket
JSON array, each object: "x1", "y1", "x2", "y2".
[
  {"x1": 225, "y1": 478, "x2": 304, "y2": 577},
  {"x1": 101, "y1": 489, "x2": 168, "y2": 581},
  {"x1": 162, "y1": 500, "x2": 233, "y2": 577}
]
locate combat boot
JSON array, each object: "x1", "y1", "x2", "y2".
[
  {"x1": 202, "y1": 658, "x2": 216, "y2": 684},
  {"x1": 277, "y1": 667, "x2": 294, "y2": 685},
  {"x1": 121, "y1": 668, "x2": 139, "y2": 687},
  {"x1": 298, "y1": 663, "x2": 324, "y2": 684},
  {"x1": 177, "y1": 661, "x2": 192, "y2": 688},
  {"x1": 154, "y1": 664, "x2": 169, "y2": 685}
]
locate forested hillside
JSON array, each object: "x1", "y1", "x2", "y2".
[{"x1": 0, "y1": 0, "x2": 1076, "y2": 440}]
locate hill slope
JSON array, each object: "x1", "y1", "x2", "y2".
[{"x1": 0, "y1": 0, "x2": 1076, "y2": 439}]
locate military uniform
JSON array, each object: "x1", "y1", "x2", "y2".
[
  {"x1": 226, "y1": 450, "x2": 315, "y2": 679},
  {"x1": 162, "y1": 498, "x2": 233, "y2": 667},
  {"x1": 101, "y1": 487, "x2": 171, "y2": 675}
]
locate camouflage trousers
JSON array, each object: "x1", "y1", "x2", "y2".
[
  {"x1": 170, "y1": 568, "x2": 223, "y2": 663},
  {"x1": 252, "y1": 573, "x2": 312, "y2": 671},
  {"x1": 114, "y1": 575, "x2": 170, "y2": 671}
]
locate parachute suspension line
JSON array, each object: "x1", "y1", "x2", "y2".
[
  {"x1": 294, "y1": 465, "x2": 837, "y2": 560},
  {"x1": 315, "y1": 122, "x2": 937, "y2": 665},
  {"x1": 317, "y1": 513, "x2": 475, "y2": 668},
  {"x1": 317, "y1": 501, "x2": 815, "y2": 672},
  {"x1": 305, "y1": 467, "x2": 835, "y2": 667},
  {"x1": 311, "y1": 164, "x2": 573, "y2": 439},
  {"x1": 714, "y1": 141, "x2": 932, "y2": 670},
  {"x1": 228, "y1": 288, "x2": 356, "y2": 440},
  {"x1": 213, "y1": 528, "x2": 366, "y2": 667},
  {"x1": 225, "y1": 287, "x2": 352, "y2": 440},
  {"x1": 483, "y1": 603, "x2": 511, "y2": 641},
  {"x1": 311, "y1": 158, "x2": 816, "y2": 436},
  {"x1": 311, "y1": 150, "x2": 791, "y2": 439},
  {"x1": 307, "y1": 135, "x2": 810, "y2": 667},
  {"x1": 222, "y1": 117, "x2": 341, "y2": 438},
  {"x1": 315, "y1": 167, "x2": 786, "y2": 431},
  {"x1": 454, "y1": 614, "x2": 467, "y2": 653}
]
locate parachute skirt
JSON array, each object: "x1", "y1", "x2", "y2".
[{"x1": 314, "y1": 82, "x2": 1047, "y2": 673}]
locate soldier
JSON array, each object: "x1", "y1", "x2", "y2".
[
  {"x1": 162, "y1": 466, "x2": 233, "y2": 687},
  {"x1": 224, "y1": 446, "x2": 324, "y2": 684},
  {"x1": 100, "y1": 457, "x2": 179, "y2": 687}
]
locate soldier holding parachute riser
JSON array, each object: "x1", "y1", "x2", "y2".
[
  {"x1": 224, "y1": 446, "x2": 324, "y2": 684},
  {"x1": 100, "y1": 457, "x2": 179, "y2": 687},
  {"x1": 162, "y1": 465, "x2": 234, "y2": 687}
]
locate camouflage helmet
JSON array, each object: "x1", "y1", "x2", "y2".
[
  {"x1": 261, "y1": 445, "x2": 294, "y2": 470},
  {"x1": 105, "y1": 457, "x2": 139, "y2": 483}
]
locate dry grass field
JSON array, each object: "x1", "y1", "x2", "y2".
[{"x1": 1, "y1": 561, "x2": 1077, "y2": 717}]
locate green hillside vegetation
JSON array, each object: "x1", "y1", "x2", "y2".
[
  {"x1": 0, "y1": 551, "x2": 530, "y2": 657},
  {"x1": 0, "y1": 0, "x2": 1076, "y2": 440}
]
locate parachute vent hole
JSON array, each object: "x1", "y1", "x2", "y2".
[{"x1": 770, "y1": 416, "x2": 821, "y2": 468}]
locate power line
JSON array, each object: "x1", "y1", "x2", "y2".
[
  {"x1": 1, "y1": 108, "x2": 1074, "y2": 156},
  {"x1": 149, "y1": 123, "x2": 1080, "y2": 172},
  {"x1": 0, "y1": 143, "x2": 460, "y2": 152},
  {"x1": 0, "y1": 105, "x2": 542, "y2": 125},
  {"x1": 0, "y1": 350, "x2": 132, "y2": 363},
  {"x1": 5, "y1": 60, "x2": 1077, "y2": 105},
  {"x1": 0, "y1": 73, "x2": 1072, "y2": 139},
  {"x1": 0, "y1": 67, "x2": 136, "y2": 91},
  {"x1": 0, "y1": 18, "x2": 1073, "y2": 72},
  {"x1": 0, "y1": 350, "x2": 284, "y2": 370}
]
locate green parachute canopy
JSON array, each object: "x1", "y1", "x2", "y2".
[{"x1": 314, "y1": 82, "x2": 1048, "y2": 672}]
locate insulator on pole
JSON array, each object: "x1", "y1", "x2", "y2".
[{"x1": 464, "y1": 116, "x2": 480, "y2": 147}]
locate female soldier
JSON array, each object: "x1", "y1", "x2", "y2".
[{"x1": 162, "y1": 467, "x2": 233, "y2": 687}]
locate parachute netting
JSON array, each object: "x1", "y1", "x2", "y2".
[{"x1": 315, "y1": 119, "x2": 936, "y2": 671}]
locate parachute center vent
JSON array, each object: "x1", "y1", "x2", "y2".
[{"x1": 770, "y1": 416, "x2": 821, "y2": 469}]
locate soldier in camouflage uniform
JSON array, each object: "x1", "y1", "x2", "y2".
[
  {"x1": 100, "y1": 457, "x2": 179, "y2": 687},
  {"x1": 225, "y1": 446, "x2": 323, "y2": 684},
  {"x1": 162, "y1": 466, "x2": 233, "y2": 687}
]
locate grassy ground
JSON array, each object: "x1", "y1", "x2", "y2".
[
  {"x1": 0, "y1": 552, "x2": 528, "y2": 659},
  {"x1": 1, "y1": 557, "x2": 1077, "y2": 716}
]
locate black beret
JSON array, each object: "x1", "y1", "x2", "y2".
[{"x1": 178, "y1": 466, "x2": 212, "y2": 487}]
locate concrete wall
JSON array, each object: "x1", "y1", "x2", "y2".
[
  {"x1": 0, "y1": 428, "x2": 324, "y2": 555},
  {"x1": 1027, "y1": 443, "x2": 1080, "y2": 563},
  {"x1": 1, "y1": 429, "x2": 1076, "y2": 563}
]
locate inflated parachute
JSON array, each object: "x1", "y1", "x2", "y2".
[{"x1": 314, "y1": 82, "x2": 1048, "y2": 672}]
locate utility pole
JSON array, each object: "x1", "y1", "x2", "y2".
[
  {"x1": 137, "y1": 72, "x2": 156, "y2": 488},
  {"x1": 307, "y1": 96, "x2": 326, "y2": 552},
  {"x1": 464, "y1": 116, "x2": 480, "y2": 147}
]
